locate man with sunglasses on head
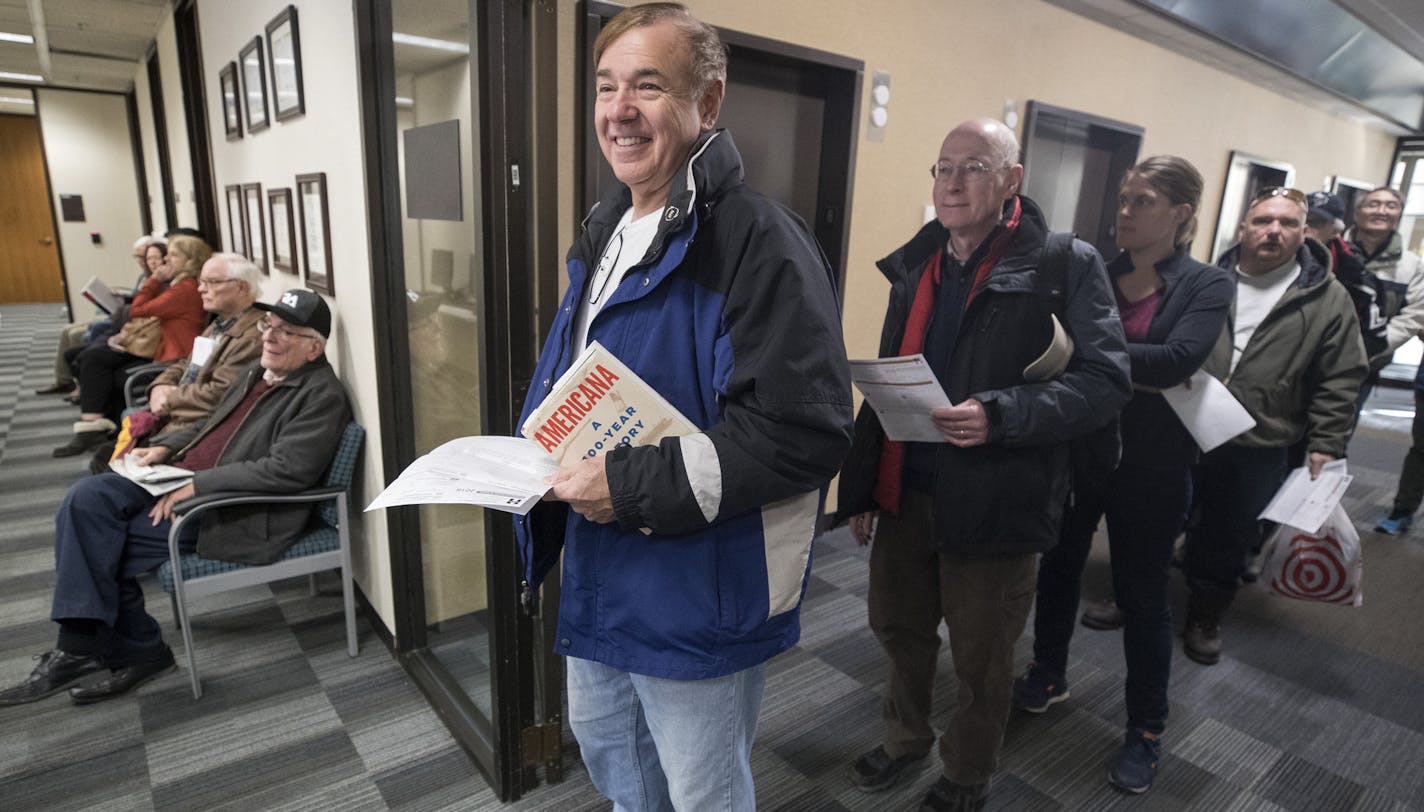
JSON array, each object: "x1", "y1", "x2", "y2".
[
  {"x1": 838, "y1": 118, "x2": 1130, "y2": 811},
  {"x1": 0, "y1": 289, "x2": 350, "y2": 707},
  {"x1": 1181, "y1": 188, "x2": 1366, "y2": 665}
]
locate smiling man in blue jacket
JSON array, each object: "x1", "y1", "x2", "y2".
[{"x1": 513, "y1": 4, "x2": 853, "y2": 810}]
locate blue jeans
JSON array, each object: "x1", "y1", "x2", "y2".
[
  {"x1": 51, "y1": 473, "x2": 196, "y2": 666},
  {"x1": 1033, "y1": 461, "x2": 1188, "y2": 734},
  {"x1": 566, "y1": 656, "x2": 764, "y2": 811}
]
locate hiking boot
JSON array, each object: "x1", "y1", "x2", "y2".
[
  {"x1": 1080, "y1": 599, "x2": 1123, "y2": 630},
  {"x1": 919, "y1": 776, "x2": 988, "y2": 811},
  {"x1": 1374, "y1": 513, "x2": 1413, "y2": 536},
  {"x1": 847, "y1": 745, "x2": 926, "y2": 792},
  {"x1": 1107, "y1": 728, "x2": 1161, "y2": 794},
  {"x1": 1182, "y1": 620, "x2": 1221, "y2": 665},
  {"x1": 1012, "y1": 662, "x2": 1069, "y2": 713}
]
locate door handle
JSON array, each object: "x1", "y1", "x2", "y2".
[{"x1": 40, "y1": 237, "x2": 53, "y2": 245}]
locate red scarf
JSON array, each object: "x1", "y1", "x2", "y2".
[{"x1": 872, "y1": 197, "x2": 1022, "y2": 514}]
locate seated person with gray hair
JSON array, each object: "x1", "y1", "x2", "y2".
[{"x1": 0, "y1": 289, "x2": 350, "y2": 706}]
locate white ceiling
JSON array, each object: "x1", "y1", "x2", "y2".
[
  {"x1": 1045, "y1": 0, "x2": 1424, "y2": 134},
  {"x1": 0, "y1": 0, "x2": 168, "y2": 94},
  {"x1": 0, "y1": 0, "x2": 1421, "y2": 135}
]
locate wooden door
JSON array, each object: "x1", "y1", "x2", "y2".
[{"x1": 0, "y1": 114, "x2": 65, "y2": 303}]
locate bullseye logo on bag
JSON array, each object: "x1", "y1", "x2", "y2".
[{"x1": 1270, "y1": 532, "x2": 1359, "y2": 604}]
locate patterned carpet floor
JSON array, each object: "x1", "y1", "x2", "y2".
[{"x1": 1, "y1": 303, "x2": 1421, "y2": 811}]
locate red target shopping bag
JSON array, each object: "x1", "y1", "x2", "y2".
[{"x1": 1259, "y1": 504, "x2": 1362, "y2": 606}]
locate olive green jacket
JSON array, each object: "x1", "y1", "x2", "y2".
[{"x1": 1205, "y1": 240, "x2": 1367, "y2": 457}]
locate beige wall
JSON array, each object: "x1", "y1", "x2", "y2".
[
  {"x1": 555, "y1": 0, "x2": 1397, "y2": 362},
  {"x1": 35, "y1": 88, "x2": 146, "y2": 310},
  {"x1": 197, "y1": 0, "x2": 396, "y2": 631}
]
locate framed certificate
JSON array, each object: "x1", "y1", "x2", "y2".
[
  {"x1": 265, "y1": 5, "x2": 305, "y2": 121},
  {"x1": 242, "y1": 183, "x2": 268, "y2": 274},
  {"x1": 224, "y1": 184, "x2": 247, "y2": 257},
  {"x1": 268, "y1": 187, "x2": 297, "y2": 272},
  {"x1": 219, "y1": 62, "x2": 242, "y2": 140},
  {"x1": 296, "y1": 172, "x2": 333, "y2": 295},
  {"x1": 239, "y1": 36, "x2": 269, "y2": 133}
]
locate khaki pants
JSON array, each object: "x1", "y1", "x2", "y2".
[
  {"x1": 868, "y1": 489, "x2": 1037, "y2": 786},
  {"x1": 55, "y1": 322, "x2": 89, "y2": 386}
]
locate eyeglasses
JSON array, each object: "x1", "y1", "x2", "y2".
[
  {"x1": 930, "y1": 159, "x2": 1002, "y2": 184},
  {"x1": 197, "y1": 277, "x2": 238, "y2": 288},
  {"x1": 1360, "y1": 198, "x2": 1402, "y2": 212},
  {"x1": 259, "y1": 316, "x2": 320, "y2": 342},
  {"x1": 1250, "y1": 186, "x2": 1307, "y2": 207}
]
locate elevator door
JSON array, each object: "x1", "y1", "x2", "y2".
[{"x1": 1021, "y1": 101, "x2": 1143, "y2": 258}]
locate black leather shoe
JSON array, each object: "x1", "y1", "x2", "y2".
[
  {"x1": 69, "y1": 649, "x2": 176, "y2": 704},
  {"x1": 35, "y1": 382, "x2": 75, "y2": 395},
  {"x1": 848, "y1": 745, "x2": 927, "y2": 792},
  {"x1": 0, "y1": 649, "x2": 104, "y2": 706}
]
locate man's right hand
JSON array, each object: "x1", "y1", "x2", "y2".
[
  {"x1": 148, "y1": 384, "x2": 175, "y2": 416},
  {"x1": 129, "y1": 445, "x2": 172, "y2": 466},
  {"x1": 850, "y1": 511, "x2": 877, "y2": 546}
]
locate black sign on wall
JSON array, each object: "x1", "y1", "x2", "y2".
[{"x1": 60, "y1": 194, "x2": 86, "y2": 222}]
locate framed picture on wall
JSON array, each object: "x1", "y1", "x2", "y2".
[
  {"x1": 240, "y1": 36, "x2": 270, "y2": 133},
  {"x1": 242, "y1": 183, "x2": 268, "y2": 274},
  {"x1": 219, "y1": 62, "x2": 242, "y2": 140},
  {"x1": 224, "y1": 184, "x2": 247, "y2": 257},
  {"x1": 268, "y1": 187, "x2": 297, "y2": 272},
  {"x1": 296, "y1": 172, "x2": 334, "y2": 295},
  {"x1": 266, "y1": 5, "x2": 305, "y2": 121}
]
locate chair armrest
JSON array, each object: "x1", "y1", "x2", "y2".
[
  {"x1": 172, "y1": 486, "x2": 348, "y2": 516},
  {"x1": 124, "y1": 362, "x2": 171, "y2": 409},
  {"x1": 166, "y1": 486, "x2": 347, "y2": 545}
]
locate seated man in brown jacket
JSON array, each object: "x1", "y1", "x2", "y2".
[{"x1": 88, "y1": 254, "x2": 265, "y2": 470}]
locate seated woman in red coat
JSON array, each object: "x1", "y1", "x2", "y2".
[{"x1": 56, "y1": 234, "x2": 209, "y2": 458}]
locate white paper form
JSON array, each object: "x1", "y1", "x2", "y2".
[
  {"x1": 1159, "y1": 370, "x2": 1257, "y2": 453},
  {"x1": 1258, "y1": 459, "x2": 1352, "y2": 534},
  {"x1": 849, "y1": 354, "x2": 952, "y2": 443},
  {"x1": 366, "y1": 436, "x2": 558, "y2": 516},
  {"x1": 108, "y1": 455, "x2": 195, "y2": 496}
]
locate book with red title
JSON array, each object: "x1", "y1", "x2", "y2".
[{"x1": 520, "y1": 340, "x2": 696, "y2": 465}]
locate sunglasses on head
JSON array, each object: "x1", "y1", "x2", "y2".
[{"x1": 1250, "y1": 186, "x2": 1307, "y2": 207}]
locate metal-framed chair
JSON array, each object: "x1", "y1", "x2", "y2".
[
  {"x1": 122, "y1": 362, "x2": 169, "y2": 411},
  {"x1": 157, "y1": 421, "x2": 364, "y2": 699}
]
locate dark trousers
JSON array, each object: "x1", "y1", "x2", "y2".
[
  {"x1": 51, "y1": 473, "x2": 196, "y2": 666},
  {"x1": 1182, "y1": 444, "x2": 1289, "y2": 605},
  {"x1": 1390, "y1": 392, "x2": 1424, "y2": 516},
  {"x1": 1032, "y1": 461, "x2": 1187, "y2": 734},
  {"x1": 868, "y1": 490, "x2": 1037, "y2": 786},
  {"x1": 75, "y1": 344, "x2": 144, "y2": 419}
]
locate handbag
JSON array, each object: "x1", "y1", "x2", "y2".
[
  {"x1": 1259, "y1": 503, "x2": 1363, "y2": 606},
  {"x1": 116, "y1": 315, "x2": 163, "y2": 359}
]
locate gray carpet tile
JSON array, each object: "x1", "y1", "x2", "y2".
[{"x1": 3, "y1": 301, "x2": 1424, "y2": 811}]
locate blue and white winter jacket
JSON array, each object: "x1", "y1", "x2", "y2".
[{"x1": 514, "y1": 129, "x2": 854, "y2": 680}]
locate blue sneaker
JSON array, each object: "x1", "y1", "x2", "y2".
[
  {"x1": 1012, "y1": 662, "x2": 1069, "y2": 713},
  {"x1": 1375, "y1": 514, "x2": 1414, "y2": 535},
  {"x1": 1108, "y1": 728, "x2": 1161, "y2": 794}
]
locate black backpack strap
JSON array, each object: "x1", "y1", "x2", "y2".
[{"x1": 1036, "y1": 231, "x2": 1076, "y2": 318}]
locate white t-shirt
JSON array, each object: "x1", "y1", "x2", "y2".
[
  {"x1": 572, "y1": 207, "x2": 663, "y2": 351},
  {"x1": 1231, "y1": 259, "x2": 1300, "y2": 373}
]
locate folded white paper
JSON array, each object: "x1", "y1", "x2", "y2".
[
  {"x1": 1258, "y1": 459, "x2": 1352, "y2": 535},
  {"x1": 365, "y1": 436, "x2": 558, "y2": 516},
  {"x1": 1160, "y1": 370, "x2": 1256, "y2": 453},
  {"x1": 849, "y1": 354, "x2": 951, "y2": 443}
]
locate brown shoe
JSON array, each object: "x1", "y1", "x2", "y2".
[
  {"x1": 1183, "y1": 620, "x2": 1221, "y2": 665},
  {"x1": 1080, "y1": 599, "x2": 1123, "y2": 631}
]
